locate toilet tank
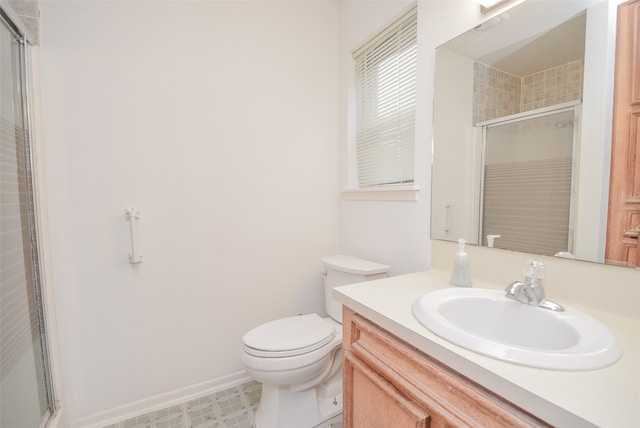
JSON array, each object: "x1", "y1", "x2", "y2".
[{"x1": 321, "y1": 255, "x2": 390, "y2": 323}]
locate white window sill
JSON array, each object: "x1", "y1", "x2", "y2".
[{"x1": 342, "y1": 185, "x2": 420, "y2": 202}]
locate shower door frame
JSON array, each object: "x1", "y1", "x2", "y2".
[
  {"x1": 0, "y1": 5, "x2": 61, "y2": 427},
  {"x1": 473, "y1": 101, "x2": 582, "y2": 256}
]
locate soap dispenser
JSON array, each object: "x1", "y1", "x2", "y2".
[{"x1": 449, "y1": 238, "x2": 472, "y2": 287}]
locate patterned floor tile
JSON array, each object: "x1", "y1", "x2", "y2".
[{"x1": 106, "y1": 380, "x2": 341, "y2": 428}]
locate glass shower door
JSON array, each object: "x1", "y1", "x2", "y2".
[
  {"x1": 0, "y1": 12, "x2": 53, "y2": 427},
  {"x1": 480, "y1": 107, "x2": 578, "y2": 256}
]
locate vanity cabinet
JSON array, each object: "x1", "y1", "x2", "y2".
[{"x1": 342, "y1": 307, "x2": 551, "y2": 428}]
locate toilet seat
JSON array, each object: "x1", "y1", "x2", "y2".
[{"x1": 243, "y1": 314, "x2": 336, "y2": 358}]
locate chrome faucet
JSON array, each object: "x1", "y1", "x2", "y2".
[{"x1": 505, "y1": 259, "x2": 564, "y2": 311}]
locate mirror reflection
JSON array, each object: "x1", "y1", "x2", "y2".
[{"x1": 431, "y1": 0, "x2": 617, "y2": 264}]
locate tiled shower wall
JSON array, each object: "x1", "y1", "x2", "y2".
[
  {"x1": 473, "y1": 62, "x2": 521, "y2": 124},
  {"x1": 473, "y1": 58, "x2": 584, "y2": 124},
  {"x1": 520, "y1": 59, "x2": 584, "y2": 111}
]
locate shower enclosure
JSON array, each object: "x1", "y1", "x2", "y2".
[
  {"x1": 475, "y1": 103, "x2": 580, "y2": 257},
  {"x1": 1, "y1": 9, "x2": 56, "y2": 427}
]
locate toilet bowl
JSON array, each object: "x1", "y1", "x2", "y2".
[
  {"x1": 241, "y1": 255, "x2": 389, "y2": 428},
  {"x1": 242, "y1": 315, "x2": 343, "y2": 428}
]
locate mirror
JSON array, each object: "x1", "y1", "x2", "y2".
[{"x1": 431, "y1": 0, "x2": 618, "y2": 264}]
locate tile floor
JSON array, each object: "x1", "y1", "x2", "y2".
[{"x1": 104, "y1": 380, "x2": 342, "y2": 428}]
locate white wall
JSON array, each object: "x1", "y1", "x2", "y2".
[{"x1": 38, "y1": 0, "x2": 339, "y2": 422}]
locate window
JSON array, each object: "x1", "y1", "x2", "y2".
[{"x1": 353, "y1": 9, "x2": 418, "y2": 188}]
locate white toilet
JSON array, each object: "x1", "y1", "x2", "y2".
[{"x1": 241, "y1": 255, "x2": 390, "y2": 428}]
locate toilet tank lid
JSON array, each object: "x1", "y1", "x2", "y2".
[{"x1": 321, "y1": 255, "x2": 390, "y2": 275}]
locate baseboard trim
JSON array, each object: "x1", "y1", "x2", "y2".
[{"x1": 69, "y1": 370, "x2": 252, "y2": 428}]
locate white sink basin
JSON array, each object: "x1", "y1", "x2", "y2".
[{"x1": 412, "y1": 288, "x2": 622, "y2": 370}]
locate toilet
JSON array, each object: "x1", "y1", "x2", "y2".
[{"x1": 241, "y1": 255, "x2": 390, "y2": 428}]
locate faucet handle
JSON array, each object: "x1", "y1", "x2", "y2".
[{"x1": 523, "y1": 259, "x2": 544, "y2": 279}]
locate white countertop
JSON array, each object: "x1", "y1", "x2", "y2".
[{"x1": 334, "y1": 269, "x2": 640, "y2": 428}]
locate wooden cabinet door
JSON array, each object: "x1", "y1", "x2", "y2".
[
  {"x1": 344, "y1": 352, "x2": 430, "y2": 428},
  {"x1": 606, "y1": 0, "x2": 640, "y2": 267}
]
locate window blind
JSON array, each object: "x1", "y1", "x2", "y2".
[{"x1": 354, "y1": 9, "x2": 417, "y2": 188}]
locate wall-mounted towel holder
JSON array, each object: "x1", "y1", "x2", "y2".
[{"x1": 125, "y1": 208, "x2": 143, "y2": 264}]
